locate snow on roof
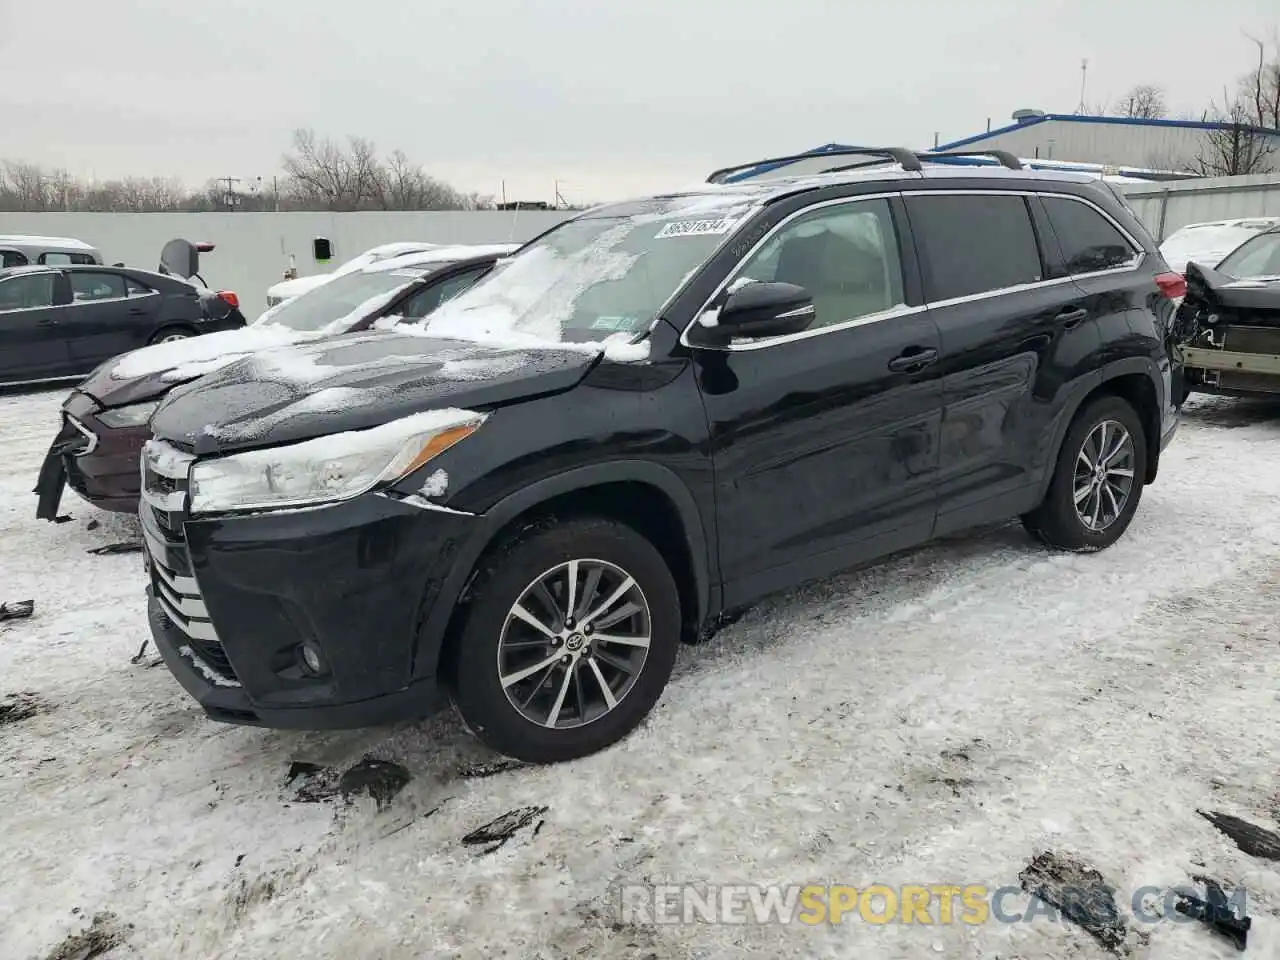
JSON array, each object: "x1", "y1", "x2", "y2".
[
  {"x1": 364, "y1": 243, "x2": 519, "y2": 273},
  {"x1": 0, "y1": 235, "x2": 97, "y2": 250}
]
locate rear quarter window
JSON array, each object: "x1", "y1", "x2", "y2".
[
  {"x1": 1041, "y1": 196, "x2": 1139, "y2": 275},
  {"x1": 906, "y1": 194, "x2": 1042, "y2": 301},
  {"x1": 39, "y1": 251, "x2": 98, "y2": 266}
]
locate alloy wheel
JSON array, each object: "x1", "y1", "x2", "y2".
[
  {"x1": 1073, "y1": 419, "x2": 1136, "y2": 532},
  {"x1": 496, "y1": 558, "x2": 652, "y2": 729},
  {"x1": 159, "y1": 332, "x2": 190, "y2": 343}
]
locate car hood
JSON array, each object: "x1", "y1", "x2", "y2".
[
  {"x1": 79, "y1": 324, "x2": 310, "y2": 408},
  {"x1": 1185, "y1": 262, "x2": 1280, "y2": 314},
  {"x1": 150, "y1": 331, "x2": 603, "y2": 455}
]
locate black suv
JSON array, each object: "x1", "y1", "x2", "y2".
[{"x1": 138, "y1": 148, "x2": 1183, "y2": 763}]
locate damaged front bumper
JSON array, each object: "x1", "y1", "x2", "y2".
[
  {"x1": 33, "y1": 414, "x2": 95, "y2": 521},
  {"x1": 34, "y1": 392, "x2": 150, "y2": 520},
  {"x1": 1178, "y1": 326, "x2": 1280, "y2": 398}
]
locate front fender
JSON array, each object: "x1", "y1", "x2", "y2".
[{"x1": 408, "y1": 460, "x2": 715, "y2": 678}]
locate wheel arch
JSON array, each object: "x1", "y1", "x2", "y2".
[
  {"x1": 148, "y1": 323, "x2": 197, "y2": 345},
  {"x1": 1037, "y1": 360, "x2": 1163, "y2": 501},
  {"x1": 416, "y1": 461, "x2": 716, "y2": 681}
]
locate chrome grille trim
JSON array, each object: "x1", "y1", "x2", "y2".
[{"x1": 141, "y1": 438, "x2": 228, "y2": 656}]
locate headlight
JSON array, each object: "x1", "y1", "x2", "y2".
[
  {"x1": 188, "y1": 408, "x2": 486, "y2": 514},
  {"x1": 97, "y1": 400, "x2": 160, "y2": 428}
]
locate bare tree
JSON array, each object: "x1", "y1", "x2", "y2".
[
  {"x1": 1117, "y1": 84, "x2": 1167, "y2": 119},
  {"x1": 1241, "y1": 33, "x2": 1280, "y2": 129},
  {"x1": 1193, "y1": 90, "x2": 1277, "y2": 176},
  {"x1": 1, "y1": 130, "x2": 474, "y2": 212}
]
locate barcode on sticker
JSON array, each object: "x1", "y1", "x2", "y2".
[{"x1": 655, "y1": 218, "x2": 737, "y2": 239}]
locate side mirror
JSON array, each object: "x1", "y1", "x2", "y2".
[{"x1": 701, "y1": 281, "x2": 815, "y2": 340}]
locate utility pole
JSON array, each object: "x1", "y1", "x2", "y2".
[
  {"x1": 1077, "y1": 58, "x2": 1088, "y2": 114},
  {"x1": 554, "y1": 179, "x2": 568, "y2": 209},
  {"x1": 216, "y1": 176, "x2": 242, "y2": 211}
]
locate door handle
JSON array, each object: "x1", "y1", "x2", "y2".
[
  {"x1": 1054, "y1": 307, "x2": 1089, "y2": 328},
  {"x1": 38, "y1": 317, "x2": 57, "y2": 325},
  {"x1": 128, "y1": 307, "x2": 147, "y2": 315},
  {"x1": 888, "y1": 347, "x2": 938, "y2": 373}
]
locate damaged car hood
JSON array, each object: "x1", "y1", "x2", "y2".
[
  {"x1": 150, "y1": 331, "x2": 602, "y2": 455},
  {"x1": 1184, "y1": 263, "x2": 1280, "y2": 320},
  {"x1": 79, "y1": 325, "x2": 307, "y2": 408}
]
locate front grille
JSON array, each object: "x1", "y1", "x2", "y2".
[{"x1": 141, "y1": 439, "x2": 241, "y2": 687}]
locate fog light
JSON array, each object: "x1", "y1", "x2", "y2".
[{"x1": 300, "y1": 643, "x2": 325, "y2": 675}]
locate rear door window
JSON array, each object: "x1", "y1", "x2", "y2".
[
  {"x1": 2, "y1": 250, "x2": 30, "y2": 268},
  {"x1": 39, "y1": 251, "x2": 97, "y2": 265},
  {"x1": 125, "y1": 277, "x2": 154, "y2": 297},
  {"x1": 906, "y1": 194, "x2": 1043, "y2": 301},
  {"x1": 69, "y1": 272, "x2": 127, "y2": 302},
  {"x1": 1041, "y1": 196, "x2": 1139, "y2": 275}
]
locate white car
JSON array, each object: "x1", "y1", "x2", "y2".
[
  {"x1": 1159, "y1": 217, "x2": 1280, "y2": 275},
  {"x1": 264, "y1": 241, "x2": 445, "y2": 308}
]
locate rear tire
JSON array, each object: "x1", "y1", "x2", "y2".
[
  {"x1": 1022, "y1": 395, "x2": 1147, "y2": 552},
  {"x1": 447, "y1": 517, "x2": 681, "y2": 763},
  {"x1": 149, "y1": 326, "x2": 194, "y2": 345}
]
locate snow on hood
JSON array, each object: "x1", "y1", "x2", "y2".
[
  {"x1": 1160, "y1": 219, "x2": 1280, "y2": 274},
  {"x1": 109, "y1": 324, "x2": 303, "y2": 381},
  {"x1": 267, "y1": 274, "x2": 332, "y2": 300}
]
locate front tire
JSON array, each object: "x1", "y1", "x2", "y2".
[
  {"x1": 1022, "y1": 395, "x2": 1147, "y2": 552},
  {"x1": 448, "y1": 517, "x2": 681, "y2": 763}
]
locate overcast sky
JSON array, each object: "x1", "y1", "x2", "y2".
[{"x1": 2, "y1": 0, "x2": 1276, "y2": 204}]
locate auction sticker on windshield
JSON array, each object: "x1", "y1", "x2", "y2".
[{"x1": 655, "y1": 217, "x2": 739, "y2": 239}]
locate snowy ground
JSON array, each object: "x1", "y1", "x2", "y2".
[{"x1": 3, "y1": 385, "x2": 1280, "y2": 960}]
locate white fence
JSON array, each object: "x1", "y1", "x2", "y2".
[
  {"x1": 7, "y1": 175, "x2": 1280, "y2": 309},
  {"x1": 0, "y1": 210, "x2": 570, "y2": 315},
  {"x1": 1119, "y1": 173, "x2": 1280, "y2": 242}
]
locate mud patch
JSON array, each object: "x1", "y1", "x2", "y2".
[
  {"x1": 1199, "y1": 810, "x2": 1280, "y2": 861},
  {"x1": 1174, "y1": 876, "x2": 1251, "y2": 951},
  {"x1": 1018, "y1": 851, "x2": 1145, "y2": 956},
  {"x1": 289, "y1": 756, "x2": 411, "y2": 811},
  {"x1": 87, "y1": 541, "x2": 143, "y2": 556},
  {"x1": 456, "y1": 757, "x2": 532, "y2": 779},
  {"x1": 0, "y1": 691, "x2": 46, "y2": 725},
  {"x1": 463, "y1": 805, "x2": 548, "y2": 854},
  {"x1": 43, "y1": 911, "x2": 127, "y2": 960},
  {"x1": 0, "y1": 598, "x2": 34, "y2": 621}
]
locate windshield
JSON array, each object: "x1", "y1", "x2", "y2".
[
  {"x1": 1217, "y1": 231, "x2": 1280, "y2": 280},
  {"x1": 263, "y1": 268, "x2": 424, "y2": 332},
  {"x1": 422, "y1": 195, "x2": 758, "y2": 345}
]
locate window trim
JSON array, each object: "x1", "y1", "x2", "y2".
[{"x1": 679, "y1": 192, "x2": 927, "y2": 352}]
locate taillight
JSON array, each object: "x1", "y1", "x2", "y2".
[
  {"x1": 217, "y1": 290, "x2": 239, "y2": 310},
  {"x1": 1155, "y1": 272, "x2": 1186, "y2": 300},
  {"x1": 195, "y1": 241, "x2": 216, "y2": 253}
]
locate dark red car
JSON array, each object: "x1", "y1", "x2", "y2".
[{"x1": 34, "y1": 243, "x2": 514, "y2": 519}]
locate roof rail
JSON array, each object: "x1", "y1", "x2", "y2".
[
  {"x1": 707, "y1": 147, "x2": 924, "y2": 183},
  {"x1": 915, "y1": 150, "x2": 1024, "y2": 170}
]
